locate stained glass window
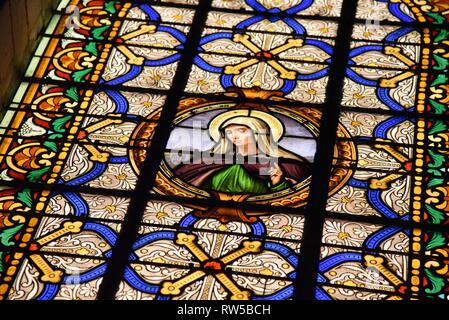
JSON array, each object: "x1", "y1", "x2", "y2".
[{"x1": 0, "y1": 0, "x2": 448, "y2": 301}]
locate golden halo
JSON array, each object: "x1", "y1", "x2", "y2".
[{"x1": 208, "y1": 109, "x2": 284, "y2": 143}]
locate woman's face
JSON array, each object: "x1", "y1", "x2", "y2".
[{"x1": 224, "y1": 124, "x2": 255, "y2": 149}]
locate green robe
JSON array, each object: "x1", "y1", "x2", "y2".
[{"x1": 203, "y1": 164, "x2": 288, "y2": 194}]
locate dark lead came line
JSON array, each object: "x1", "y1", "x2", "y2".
[{"x1": 293, "y1": 0, "x2": 359, "y2": 300}]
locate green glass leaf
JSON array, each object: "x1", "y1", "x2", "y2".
[
  {"x1": 17, "y1": 189, "x2": 33, "y2": 208},
  {"x1": 105, "y1": 1, "x2": 117, "y2": 14},
  {"x1": 72, "y1": 68, "x2": 93, "y2": 82},
  {"x1": 426, "y1": 12, "x2": 446, "y2": 24},
  {"x1": 429, "y1": 99, "x2": 446, "y2": 115},
  {"x1": 428, "y1": 177, "x2": 444, "y2": 188},
  {"x1": 425, "y1": 204, "x2": 445, "y2": 224},
  {"x1": 431, "y1": 74, "x2": 448, "y2": 87},
  {"x1": 428, "y1": 149, "x2": 445, "y2": 168},
  {"x1": 92, "y1": 26, "x2": 110, "y2": 40},
  {"x1": 433, "y1": 54, "x2": 449, "y2": 71},
  {"x1": 428, "y1": 169, "x2": 442, "y2": 178},
  {"x1": 84, "y1": 42, "x2": 99, "y2": 56},
  {"x1": 426, "y1": 232, "x2": 446, "y2": 250},
  {"x1": 27, "y1": 167, "x2": 51, "y2": 183},
  {"x1": 43, "y1": 141, "x2": 58, "y2": 153},
  {"x1": 0, "y1": 224, "x2": 24, "y2": 246},
  {"x1": 65, "y1": 87, "x2": 79, "y2": 102},
  {"x1": 434, "y1": 29, "x2": 449, "y2": 42},
  {"x1": 48, "y1": 133, "x2": 63, "y2": 140},
  {"x1": 428, "y1": 120, "x2": 447, "y2": 135},
  {"x1": 51, "y1": 115, "x2": 72, "y2": 133},
  {"x1": 0, "y1": 251, "x2": 3, "y2": 273},
  {"x1": 424, "y1": 269, "x2": 445, "y2": 295}
]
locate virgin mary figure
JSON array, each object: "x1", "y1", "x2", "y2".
[{"x1": 174, "y1": 109, "x2": 311, "y2": 195}]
